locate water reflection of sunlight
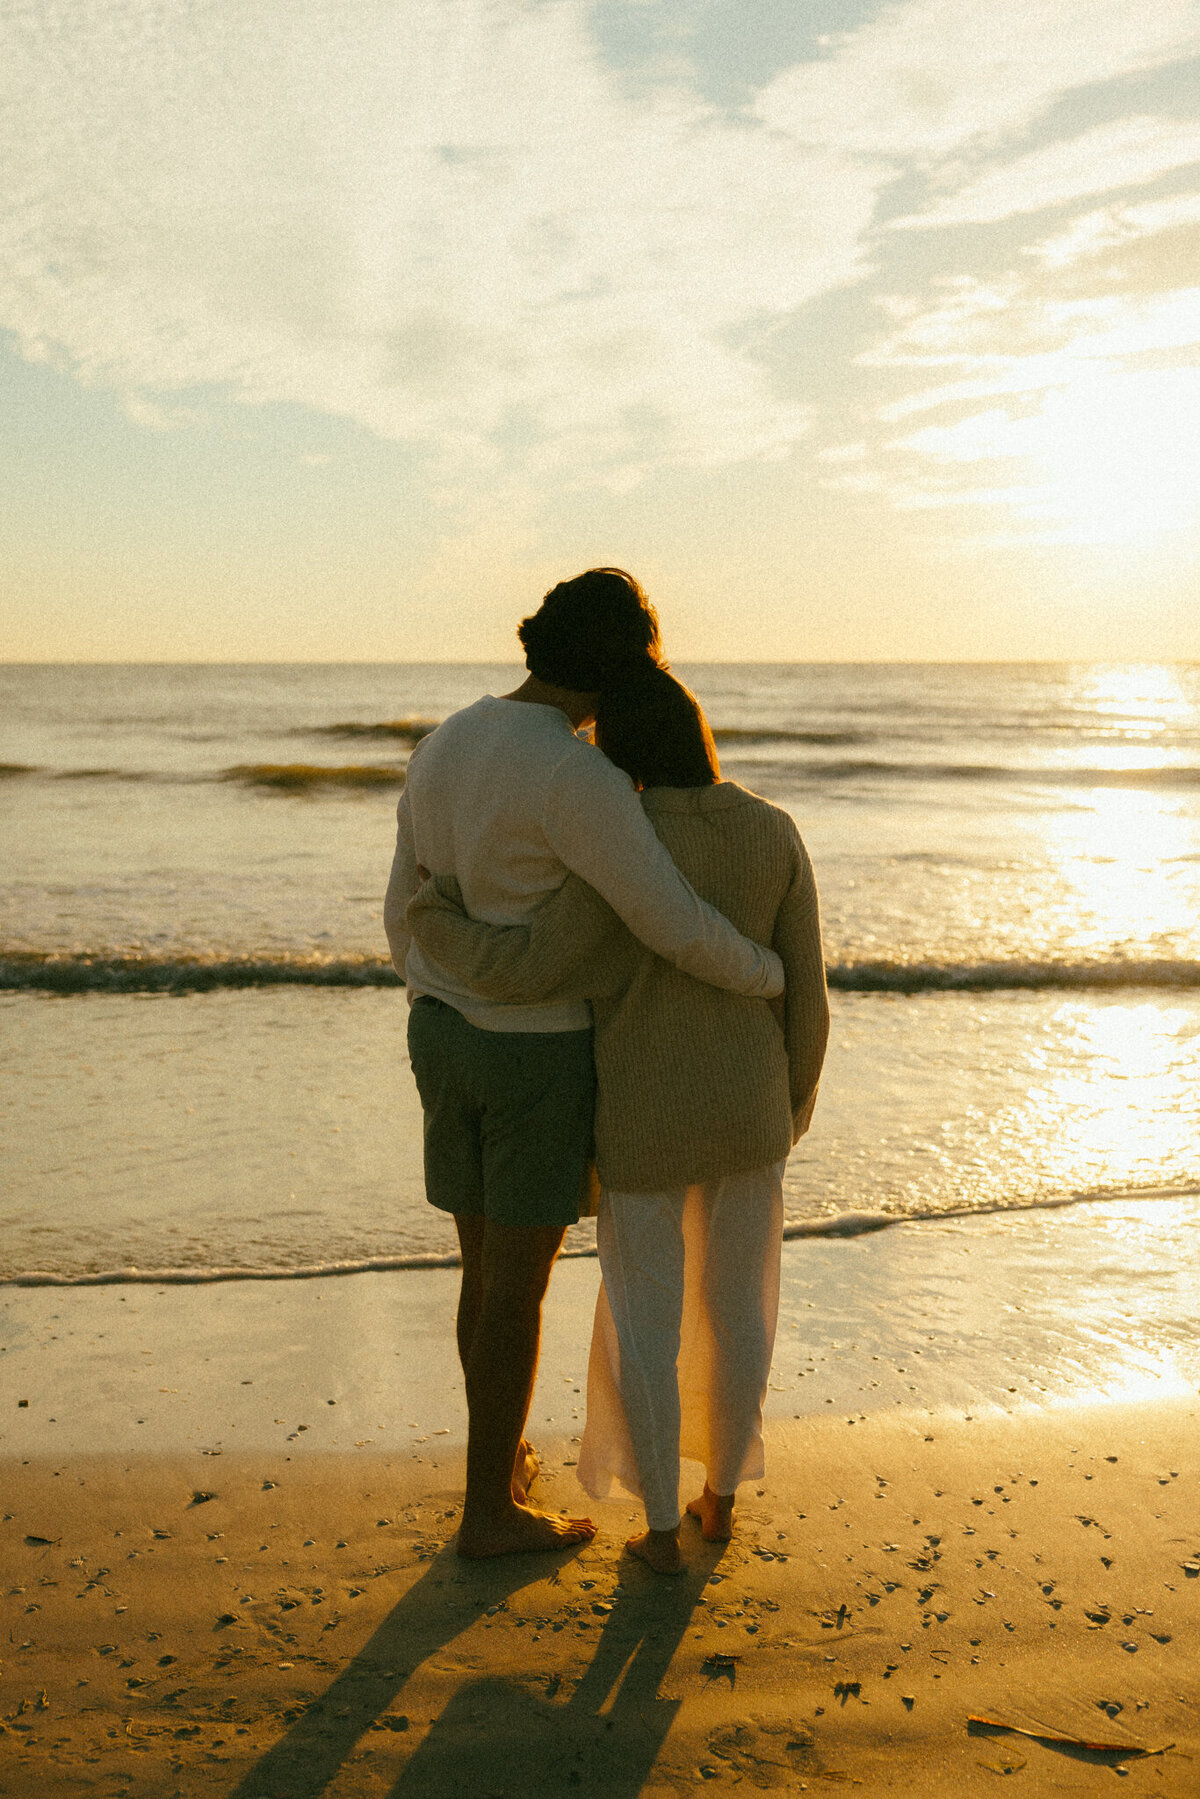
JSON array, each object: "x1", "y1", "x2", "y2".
[
  {"x1": 1077, "y1": 662, "x2": 1196, "y2": 732},
  {"x1": 1042, "y1": 788, "x2": 1199, "y2": 951},
  {"x1": 1066, "y1": 743, "x2": 1179, "y2": 770},
  {"x1": 1029, "y1": 1004, "x2": 1199, "y2": 1189},
  {"x1": 1049, "y1": 1364, "x2": 1195, "y2": 1409},
  {"x1": 1029, "y1": 1200, "x2": 1198, "y2": 1408}
]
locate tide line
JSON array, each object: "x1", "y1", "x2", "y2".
[{"x1": 4, "y1": 1183, "x2": 1196, "y2": 1288}]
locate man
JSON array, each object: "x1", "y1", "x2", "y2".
[{"x1": 385, "y1": 568, "x2": 783, "y2": 1558}]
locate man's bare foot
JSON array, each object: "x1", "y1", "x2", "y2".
[
  {"x1": 511, "y1": 1438, "x2": 540, "y2": 1503},
  {"x1": 626, "y1": 1527, "x2": 682, "y2": 1574},
  {"x1": 457, "y1": 1500, "x2": 596, "y2": 1560},
  {"x1": 686, "y1": 1483, "x2": 735, "y2": 1541}
]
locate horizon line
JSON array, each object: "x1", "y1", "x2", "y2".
[{"x1": 4, "y1": 656, "x2": 1199, "y2": 670}]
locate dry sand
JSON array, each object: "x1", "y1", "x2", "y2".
[{"x1": 4, "y1": 1404, "x2": 1198, "y2": 1793}]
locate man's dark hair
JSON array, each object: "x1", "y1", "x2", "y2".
[
  {"x1": 517, "y1": 568, "x2": 662, "y2": 692},
  {"x1": 594, "y1": 664, "x2": 720, "y2": 791}
]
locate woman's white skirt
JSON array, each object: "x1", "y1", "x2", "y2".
[{"x1": 577, "y1": 1160, "x2": 785, "y2": 1531}]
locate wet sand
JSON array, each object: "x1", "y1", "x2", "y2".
[
  {"x1": 3, "y1": 1243, "x2": 1199, "y2": 1795},
  {"x1": 7, "y1": 986, "x2": 1200, "y2": 1284}
]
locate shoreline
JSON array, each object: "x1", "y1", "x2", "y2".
[
  {"x1": 5, "y1": 1197, "x2": 1199, "y2": 1463},
  {"x1": 3, "y1": 1175, "x2": 1199, "y2": 1287}
]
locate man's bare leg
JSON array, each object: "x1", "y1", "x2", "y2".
[
  {"x1": 686, "y1": 1484, "x2": 735, "y2": 1541},
  {"x1": 454, "y1": 1215, "x2": 541, "y2": 1506},
  {"x1": 457, "y1": 1218, "x2": 595, "y2": 1558},
  {"x1": 454, "y1": 1213, "x2": 486, "y2": 1374}
]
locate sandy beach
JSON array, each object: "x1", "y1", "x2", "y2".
[
  {"x1": 5, "y1": 0, "x2": 1200, "y2": 1776},
  {"x1": 4, "y1": 1228, "x2": 1199, "y2": 1796}
]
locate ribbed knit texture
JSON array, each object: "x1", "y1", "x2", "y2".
[{"x1": 407, "y1": 781, "x2": 829, "y2": 1194}]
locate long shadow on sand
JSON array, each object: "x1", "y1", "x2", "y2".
[
  {"x1": 229, "y1": 1535, "x2": 726, "y2": 1799},
  {"x1": 386, "y1": 1539, "x2": 728, "y2": 1798}
]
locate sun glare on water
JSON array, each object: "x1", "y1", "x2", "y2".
[
  {"x1": 1044, "y1": 787, "x2": 1199, "y2": 953},
  {"x1": 1079, "y1": 661, "x2": 1197, "y2": 728},
  {"x1": 1036, "y1": 665, "x2": 1200, "y2": 955},
  {"x1": 1034, "y1": 1002, "x2": 1199, "y2": 1183}
]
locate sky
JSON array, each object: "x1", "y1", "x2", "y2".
[{"x1": 2, "y1": 0, "x2": 1200, "y2": 663}]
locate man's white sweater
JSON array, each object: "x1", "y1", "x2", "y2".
[{"x1": 384, "y1": 695, "x2": 783, "y2": 1033}]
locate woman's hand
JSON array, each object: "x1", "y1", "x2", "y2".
[{"x1": 793, "y1": 1085, "x2": 819, "y2": 1139}]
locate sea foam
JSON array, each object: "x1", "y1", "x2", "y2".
[{"x1": 5, "y1": 952, "x2": 1199, "y2": 994}]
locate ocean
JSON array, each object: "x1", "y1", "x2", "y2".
[{"x1": 3, "y1": 661, "x2": 1199, "y2": 1284}]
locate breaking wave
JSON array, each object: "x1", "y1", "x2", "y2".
[
  {"x1": 6, "y1": 952, "x2": 1200, "y2": 995},
  {"x1": 6, "y1": 751, "x2": 1199, "y2": 793},
  {"x1": 710, "y1": 728, "x2": 869, "y2": 746},
  {"x1": 54, "y1": 767, "x2": 151, "y2": 782},
  {"x1": 0, "y1": 953, "x2": 404, "y2": 992},
  {"x1": 305, "y1": 719, "x2": 438, "y2": 742},
  {"x1": 824, "y1": 957, "x2": 1200, "y2": 992},
  {"x1": 719, "y1": 756, "x2": 1200, "y2": 790},
  {"x1": 221, "y1": 763, "x2": 406, "y2": 791}
]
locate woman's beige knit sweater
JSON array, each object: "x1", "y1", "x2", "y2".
[{"x1": 406, "y1": 780, "x2": 829, "y2": 1195}]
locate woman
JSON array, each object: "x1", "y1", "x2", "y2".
[{"x1": 407, "y1": 666, "x2": 828, "y2": 1572}]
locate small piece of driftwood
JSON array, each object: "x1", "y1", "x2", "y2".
[{"x1": 967, "y1": 1715, "x2": 1173, "y2": 1757}]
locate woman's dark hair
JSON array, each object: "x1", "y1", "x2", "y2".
[
  {"x1": 594, "y1": 664, "x2": 720, "y2": 790},
  {"x1": 517, "y1": 567, "x2": 662, "y2": 692}
]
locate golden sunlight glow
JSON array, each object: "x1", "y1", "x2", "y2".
[
  {"x1": 1024, "y1": 367, "x2": 1200, "y2": 546},
  {"x1": 1042, "y1": 1198, "x2": 1200, "y2": 1408},
  {"x1": 1050, "y1": 1361, "x2": 1196, "y2": 1409}
]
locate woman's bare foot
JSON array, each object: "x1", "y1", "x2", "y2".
[
  {"x1": 626, "y1": 1526, "x2": 682, "y2": 1574},
  {"x1": 512, "y1": 1438, "x2": 540, "y2": 1502},
  {"x1": 686, "y1": 1483, "x2": 735, "y2": 1541},
  {"x1": 457, "y1": 1500, "x2": 596, "y2": 1560}
]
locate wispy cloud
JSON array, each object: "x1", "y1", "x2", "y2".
[
  {"x1": 762, "y1": 0, "x2": 1200, "y2": 548},
  {"x1": 0, "y1": 0, "x2": 876, "y2": 482},
  {"x1": 891, "y1": 116, "x2": 1200, "y2": 229},
  {"x1": 890, "y1": 366, "x2": 1200, "y2": 543},
  {"x1": 1027, "y1": 189, "x2": 1200, "y2": 268},
  {"x1": 870, "y1": 278, "x2": 1200, "y2": 367},
  {"x1": 755, "y1": 0, "x2": 1200, "y2": 157},
  {"x1": 854, "y1": 264, "x2": 1200, "y2": 544},
  {"x1": 2, "y1": 0, "x2": 1199, "y2": 545}
]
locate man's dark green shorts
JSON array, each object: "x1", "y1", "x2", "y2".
[{"x1": 407, "y1": 995, "x2": 596, "y2": 1229}]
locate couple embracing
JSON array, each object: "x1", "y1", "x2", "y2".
[{"x1": 385, "y1": 569, "x2": 828, "y2": 1573}]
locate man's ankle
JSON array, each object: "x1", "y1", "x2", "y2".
[{"x1": 462, "y1": 1489, "x2": 520, "y2": 1522}]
